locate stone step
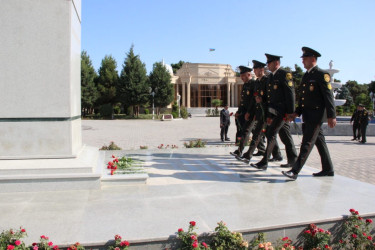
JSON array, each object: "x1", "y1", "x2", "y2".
[{"x1": 0, "y1": 172, "x2": 101, "y2": 193}]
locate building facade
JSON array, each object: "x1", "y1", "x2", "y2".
[{"x1": 172, "y1": 63, "x2": 248, "y2": 108}]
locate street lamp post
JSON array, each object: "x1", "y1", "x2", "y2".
[
  {"x1": 177, "y1": 93, "x2": 181, "y2": 118},
  {"x1": 149, "y1": 87, "x2": 157, "y2": 120}
]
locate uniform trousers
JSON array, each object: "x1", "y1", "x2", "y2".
[
  {"x1": 360, "y1": 123, "x2": 368, "y2": 143},
  {"x1": 352, "y1": 122, "x2": 361, "y2": 140},
  {"x1": 245, "y1": 119, "x2": 281, "y2": 158},
  {"x1": 237, "y1": 118, "x2": 255, "y2": 154},
  {"x1": 220, "y1": 125, "x2": 229, "y2": 140},
  {"x1": 291, "y1": 122, "x2": 334, "y2": 174},
  {"x1": 261, "y1": 115, "x2": 297, "y2": 164}
]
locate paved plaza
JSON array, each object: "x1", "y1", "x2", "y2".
[{"x1": 83, "y1": 116, "x2": 375, "y2": 185}]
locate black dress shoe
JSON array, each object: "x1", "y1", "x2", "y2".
[
  {"x1": 351, "y1": 138, "x2": 356, "y2": 141},
  {"x1": 240, "y1": 152, "x2": 250, "y2": 160},
  {"x1": 225, "y1": 138, "x2": 230, "y2": 141},
  {"x1": 221, "y1": 138, "x2": 224, "y2": 142},
  {"x1": 250, "y1": 161, "x2": 268, "y2": 170},
  {"x1": 280, "y1": 163, "x2": 293, "y2": 168},
  {"x1": 230, "y1": 150, "x2": 240, "y2": 157},
  {"x1": 312, "y1": 171, "x2": 334, "y2": 177},
  {"x1": 269, "y1": 156, "x2": 283, "y2": 162},
  {"x1": 360, "y1": 141, "x2": 366, "y2": 144},
  {"x1": 253, "y1": 151, "x2": 265, "y2": 156},
  {"x1": 282, "y1": 170, "x2": 298, "y2": 180}
]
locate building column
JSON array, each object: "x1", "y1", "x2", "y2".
[
  {"x1": 182, "y1": 83, "x2": 186, "y2": 107},
  {"x1": 231, "y1": 82, "x2": 235, "y2": 107},
  {"x1": 234, "y1": 84, "x2": 238, "y2": 107},
  {"x1": 187, "y1": 83, "x2": 191, "y2": 108},
  {"x1": 226, "y1": 82, "x2": 230, "y2": 107}
]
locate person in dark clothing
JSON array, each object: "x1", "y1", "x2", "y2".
[
  {"x1": 241, "y1": 60, "x2": 283, "y2": 162},
  {"x1": 282, "y1": 47, "x2": 336, "y2": 180},
  {"x1": 358, "y1": 104, "x2": 370, "y2": 144},
  {"x1": 230, "y1": 66, "x2": 256, "y2": 157},
  {"x1": 350, "y1": 105, "x2": 361, "y2": 141},
  {"x1": 220, "y1": 104, "x2": 231, "y2": 142},
  {"x1": 250, "y1": 54, "x2": 297, "y2": 170}
]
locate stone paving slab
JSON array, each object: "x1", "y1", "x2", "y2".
[
  {"x1": 82, "y1": 118, "x2": 375, "y2": 185},
  {"x1": 0, "y1": 147, "x2": 374, "y2": 246}
]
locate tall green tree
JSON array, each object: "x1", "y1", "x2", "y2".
[
  {"x1": 81, "y1": 51, "x2": 98, "y2": 116},
  {"x1": 96, "y1": 55, "x2": 119, "y2": 107},
  {"x1": 344, "y1": 80, "x2": 368, "y2": 104},
  {"x1": 118, "y1": 45, "x2": 149, "y2": 117},
  {"x1": 149, "y1": 62, "x2": 174, "y2": 114},
  {"x1": 171, "y1": 60, "x2": 186, "y2": 74},
  {"x1": 292, "y1": 64, "x2": 304, "y2": 101}
]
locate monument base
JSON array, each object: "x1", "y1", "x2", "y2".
[{"x1": 0, "y1": 145, "x2": 103, "y2": 192}]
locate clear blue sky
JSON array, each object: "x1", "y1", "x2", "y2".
[{"x1": 82, "y1": 0, "x2": 375, "y2": 84}]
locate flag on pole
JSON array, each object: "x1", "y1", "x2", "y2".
[{"x1": 209, "y1": 48, "x2": 215, "y2": 52}]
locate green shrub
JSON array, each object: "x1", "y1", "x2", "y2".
[
  {"x1": 99, "y1": 104, "x2": 113, "y2": 119},
  {"x1": 184, "y1": 139, "x2": 206, "y2": 148},
  {"x1": 144, "y1": 108, "x2": 150, "y2": 114},
  {"x1": 180, "y1": 106, "x2": 188, "y2": 119},
  {"x1": 210, "y1": 221, "x2": 248, "y2": 249},
  {"x1": 100, "y1": 141, "x2": 122, "y2": 150}
]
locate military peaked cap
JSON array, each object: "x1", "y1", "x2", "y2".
[
  {"x1": 265, "y1": 53, "x2": 282, "y2": 64},
  {"x1": 252, "y1": 60, "x2": 266, "y2": 69},
  {"x1": 238, "y1": 65, "x2": 252, "y2": 74},
  {"x1": 301, "y1": 47, "x2": 321, "y2": 57}
]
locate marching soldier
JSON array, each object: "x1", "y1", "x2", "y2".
[
  {"x1": 251, "y1": 54, "x2": 297, "y2": 170},
  {"x1": 350, "y1": 105, "x2": 361, "y2": 141},
  {"x1": 358, "y1": 104, "x2": 370, "y2": 144},
  {"x1": 231, "y1": 66, "x2": 256, "y2": 157},
  {"x1": 282, "y1": 47, "x2": 336, "y2": 180},
  {"x1": 241, "y1": 60, "x2": 283, "y2": 162}
]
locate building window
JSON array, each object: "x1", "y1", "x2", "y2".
[{"x1": 190, "y1": 84, "x2": 227, "y2": 107}]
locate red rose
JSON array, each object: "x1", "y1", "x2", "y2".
[
  {"x1": 48, "y1": 242, "x2": 53, "y2": 246},
  {"x1": 202, "y1": 242, "x2": 208, "y2": 248},
  {"x1": 14, "y1": 241, "x2": 21, "y2": 246},
  {"x1": 120, "y1": 241, "x2": 129, "y2": 247},
  {"x1": 363, "y1": 232, "x2": 367, "y2": 236},
  {"x1": 114, "y1": 159, "x2": 119, "y2": 163},
  {"x1": 355, "y1": 211, "x2": 359, "y2": 215},
  {"x1": 189, "y1": 221, "x2": 196, "y2": 227},
  {"x1": 178, "y1": 228, "x2": 183, "y2": 233},
  {"x1": 352, "y1": 234, "x2": 357, "y2": 238},
  {"x1": 111, "y1": 170, "x2": 114, "y2": 175},
  {"x1": 40, "y1": 235, "x2": 49, "y2": 240},
  {"x1": 7, "y1": 245, "x2": 14, "y2": 250},
  {"x1": 283, "y1": 243, "x2": 289, "y2": 248},
  {"x1": 114, "y1": 235, "x2": 122, "y2": 240},
  {"x1": 282, "y1": 237, "x2": 289, "y2": 241},
  {"x1": 339, "y1": 239, "x2": 344, "y2": 244},
  {"x1": 368, "y1": 236, "x2": 373, "y2": 240},
  {"x1": 366, "y1": 219, "x2": 373, "y2": 223},
  {"x1": 324, "y1": 245, "x2": 329, "y2": 248},
  {"x1": 191, "y1": 235, "x2": 197, "y2": 240},
  {"x1": 304, "y1": 230, "x2": 311, "y2": 234},
  {"x1": 112, "y1": 155, "x2": 115, "y2": 158},
  {"x1": 192, "y1": 241, "x2": 198, "y2": 248},
  {"x1": 319, "y1": 228, "x2": 325, "y2": 233},
  {"x1": 53, "y1": 246, "x2": 59, "y2": 250},
  {"x1": 21, "y1": 228, "x2": 26, "y2": 233},
  {"x1": 358, "y1": 216, "x2": 362, "y2": 220},
  {"x1": 32, "y1": 243, "x2": 37, "y2": 246},
  {"x1": 349, "y1": 208, "x2": 355, "y2": 213}
]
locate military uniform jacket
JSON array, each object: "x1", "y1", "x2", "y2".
[
  {"x1": 238, "y1": 80, "x2": 256, "y2": 116},
  {"x1": 358, "y1": 109, "x2": 369, "y2": 125},
  {"x1": 350, "y1": 110, "x2": 360, "y2": 125},
  {"x1": 254, "y1": 75, "x2": 268, "y2": 122},
  {"x1": 295, "y1": 66, "x2": 336, "y2": 123},
  {"x1": 266, "y1": 68, "x2": 295, "y2": 118}
]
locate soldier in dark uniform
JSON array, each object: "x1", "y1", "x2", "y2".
[
  {"x1": 282, "y1": 47, "x2": 337, "y2": 180},
  {"x1": 241, "y1": 60, "x2": 283, "y2": 162},
  {"x1": 350, "y1": 105, "x2": 361, "y2": 141},
  {"x1": 230, "y1": 66, "x2": 256, "y2": 157},
  {"x1": 250, "y1": 54, "x2": 297, "y2": 170},
  {"x1": 358, "y1": 104, "x2": 370, "y2": 144}
]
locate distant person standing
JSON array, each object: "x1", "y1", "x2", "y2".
[
  {"x1": 358, "y1": 104, "x2": 370, "y2": 144},
  {"x1": 350, "y1": 105, "x2": 361, "y2": 141},
  {"x1": 282, "y1": 47, "x2": 336, "y2": 180},
  {"x1": 220, "y1": 104, "x2": 231, "y2": 142}
]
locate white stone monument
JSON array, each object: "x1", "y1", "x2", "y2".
[
  {"x1": 326, "y1": 60, "x2": 346, "y2": 106},
  {"x1": 0, "y1": 0, "x2": 101, "y2": 192}
]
